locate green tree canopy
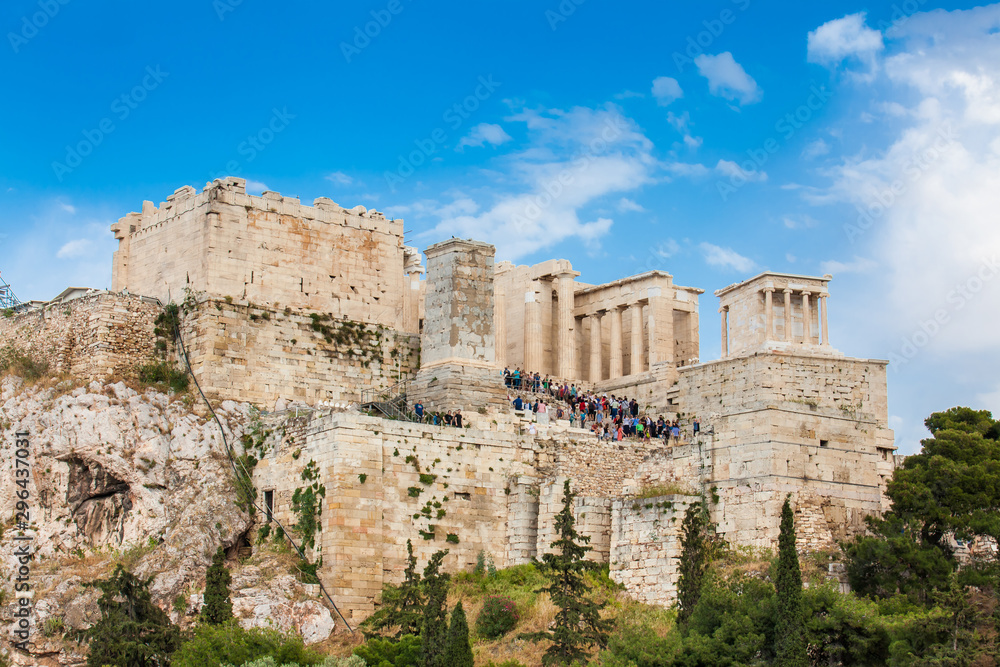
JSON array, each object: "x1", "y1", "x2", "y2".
[
  {"x1": 521, "y1": 479, "x2": 612, "y2": 666},
  {"x1": 361, "y1": 539, "x2": 426, "y2": 640},
  {"x1": 202, "y1": 546, "x2": 234, "y2": 625},
  {"x1": 774, "y1": 496, "x2": 807, "y2": 667},
  {"x1": 82, "y1": 564, "x2": 184, "y2": 667},
  {"x1": 444, "y1": 601, "x2": 474, "y2": 667}
]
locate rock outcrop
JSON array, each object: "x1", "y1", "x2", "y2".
[{"x1": 0, "y1": 377, "x2": 337, "y2": 665}]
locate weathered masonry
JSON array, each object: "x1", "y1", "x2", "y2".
[{"x1": 0, "y1": 179, "x2": 897, "y2": 617}]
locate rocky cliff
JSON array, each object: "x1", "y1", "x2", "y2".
[{"x1": 0, "y1": 376, "x2": 337, "y2": 666}]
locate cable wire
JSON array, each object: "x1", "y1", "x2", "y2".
[{"x1": 170, "y1": 312, "x2": 355, "y2": 633}]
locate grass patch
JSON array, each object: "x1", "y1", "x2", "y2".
[
  {"x1": 0, "y1": 346, "x2": 51, "y2": 382},
  {"x1": 632, "y1": 482, "x2": 699, "y2": 499},
  {"x1": 136, "y1": 361, "x2": 189, "y2": 393}
]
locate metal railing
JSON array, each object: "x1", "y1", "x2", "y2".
[
  {"x1": 0, "y1": 273, "x2": 20, "y2": 310},
  {"x1": 359, "y1": 380, "x2": 421, "y2": 422}
]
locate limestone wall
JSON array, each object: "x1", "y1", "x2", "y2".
[
  {"x1": 253, "y1": 411, "x2": 542, "y2": 620},
  {"x1": 0, "y1": 292, "x2": 161, "y2": 380},
  {"x1": 610, "y1": 495, "x2": 695, "y2": 606},
  {"x1": 179, "y1": 297, "x2": 419, "y2": 408},
  {"x1": 676, "y1": 353, "x2": 891, "y2": 424},
  {"x1": 111, "y1": 177, "x2": 415, "y2": 332}
]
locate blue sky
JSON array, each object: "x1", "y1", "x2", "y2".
[{"x1": 2, "y1": 0, "x2": 998, "y2": 453}]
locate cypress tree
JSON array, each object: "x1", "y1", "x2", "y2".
[
  {"x1": 420, "y1": 549, "x2": 451, "y2": 667},
  {"x1": 201, "y1": 547, "x2": 233, "y2": 625},
  {"x1": 360, "y1": 539, "x2": 426, "y2": 639},
  {"x1": 521, "y1": 479, "x2": 612, "y2": 666},
  {"x1": 82, "y1": 564, "x2": 183, "y2": 667},
  {"x1": 444, "y1": 601, "x2": 474, "y2": 667},
  {"x1": 774, "y1": 495, "x2": 807, "y2": 667},
  {"x1": 676, "y1": 499, "x2": 708, "y2": 622}
]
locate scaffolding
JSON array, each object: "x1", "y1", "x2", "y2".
[{"x1": 0, "y1": 271, "x2": 21, "y2": 310}]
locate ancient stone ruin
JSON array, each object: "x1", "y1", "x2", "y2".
[{"x1": 0, "y1": 177, "x2": 896, "y2": 622}]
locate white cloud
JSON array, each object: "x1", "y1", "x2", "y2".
[
  {"x1": 786, "y1": 253, "x2": 797, "y2": 263},
  {"x1": 456, "y1": 123, "x2": 513, "y2": 151},
  {"x1": 651, "y1": 76, "x2": 683, "y2": 106},
  {"x1": 977, "y1": 383, "x2": 1000, "y2": 414},
  {"x1": 821, "y1": 256, "x2": 878, "y2": 274},
  {"x1": 715, "y1": 159, "x2": 767, "y2": 182},
  {"x1": 782, "y1": 214, "x2": 820, "y2": 229},
  {"x1": 700, "y1": 243, "x2": 756, "y2": 273},
  {"x1": 326, "y1": 171, "x2": 353, "y2": 186},
  {"x1": 56, "y1": 239, "x2": 94, "y2": 259},
  {"x1": 245, "y1": 180, "x2": 269, "y2": 194},
  {"x1": 617, "y1": 198, "x2": 646, "y2": 213},
  {"x1": 810, "y1": 4, "x2": 1000, "y2": 366},
  {"x1": 695, "y1": 52, "x2": 762, "y2": 105},
  {"x1": 653, "y1": 239, "x2": 681, "y2": 259},
  {"x1": 802, "y1": 138, "x2": 831, "y2": 159},
  {"x1": 424, "y1": 103, "x2": 657, "y2": 260},
  {"x1": 683, "y1": 134, "x2": 703, "y2": 150},
  {"x1": 60, "y1": 203, "x2": 76, "y2": 215},
  {"x1": 807, "y1": 12, "x2": 884, "y2": 74},
  {"x1": 614, "y1": 90, "x2": 645, "y2": 100}
]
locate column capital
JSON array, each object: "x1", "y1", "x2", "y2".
[
  {"x1": 718, "y1": 306, "x2": 729, "y2": 314},
  {"x1": 801, "y1": 290, "x2": 813, "y2": 297},
  {"x1": 782, "y1": 288, "x2": 794, "y2": 294},
  {"x1": 761, "y1": 286, "x2": 775, "y2": 294},
  {"x1": 818, "y1": 292, "x2": 829, "y2": 299}
]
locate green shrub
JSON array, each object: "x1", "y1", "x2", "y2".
[
  {"x1": 137, "y1": 361, "x2": 189, "y2": 393},
  {"x1": 0, "y1": 347, "x2": 50, "y2": 381},
  {"x1": 231, "y1": 657, "x2": 366, "y2": 667},
  {"x1": 475, "y1": 595, "x2": 519, "y2": 639},
  {"x1": 353, "y1": 634, "x2": 422, "y2": 667},
  {"x1": 172, "y1": 621, "x2": 324, "y2": 667}
]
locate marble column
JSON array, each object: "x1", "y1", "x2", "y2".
[
  {"x1": 820, "y1": 293, "x2": 830, "y2": 346},
  {"x1": 557, "y1": 272, "x2": 576, "y2": 379},
  {"x1": 609, "y1": 306, "x2": 624, "y2": 379},
  {"x1": 629, "y1": 302, "x2": 644, "y2": 375},
  {"x1": 802, "y1": 291, "x2": 812, "y2": 344},
  {"x1": 720, "y1": 307, "x2": 729, "y2": 358},
  {"x1": 646, "y1": 287, "x2": 673, "y2": 366},
  {"x1": 783, "y1": 289, "x2": 793, "y2": 342},
  {"x1": 525, "y1": 282, "x2": 542, "y2": 371},
  {"x1": 763, "y1": 288, "x2": 774, "y2": 342},
  {"x1": 495, "y1": 287, "x2": 507, "y2": 368},
  {"x1": 589, "y1": 311, "x2": 603, "y2": 382}
]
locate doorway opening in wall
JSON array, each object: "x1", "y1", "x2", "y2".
[
  {"x1": 819, "y1": 439, "x2": 829, "y2": 448},
  {"x1": 264, "y1": 490, "x2": 274, "y2": 521}
]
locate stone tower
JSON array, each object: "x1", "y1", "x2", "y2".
[{"x1": 408, "y1": 239, "x2": 508, "y2": 412}]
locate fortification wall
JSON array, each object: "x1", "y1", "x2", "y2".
[
  {"x1": 627, "y1": 351, "x2": 896, "y2": 550},
  {"x1": 251, "y1": 409, "x2": 687, "y2": 620},
  {"x1": 111, "y1": 178, "x2": 413, "y2": 332},
  {"x1": 676, "y1": 352, "x2": 890, "y2": 424},
  {"x1": 610, "y1": 495, "x2": 696, "y2": 606},
  {"x1": 0, "y1": 293, "x2": 160, "y2": 380},
  {"x1": 179, "y1": 297, "x2": 420, "y2": 408}
]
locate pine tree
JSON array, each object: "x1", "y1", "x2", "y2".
[
  {"x1": 444, "y1": 601, "x2": 474, "y2": 667},
  {"x1": 201, "y1": 546, "x2": 233, "y2": 625},
  {"x1": 521, "y1": 479, "x2": 612, "y2": 666},
  {"x1": 82, "y1": 564, "x2": 184, "y2": 667},
  {"x1": 677, "y1": 499, "x2": 708, "y2": 622},
  {"x1": 774, "y1": 495, "x2": 807, "y2": 667},
  {"x1": 420, "y1": 549, "x2": 451, "y2": 667},
  {"x1": 360, "y1": 539, "x2": 426, "y2": 639}
]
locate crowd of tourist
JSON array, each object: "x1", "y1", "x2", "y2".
[
  {"x1": 412, "y1": 402, "x2": 463, "y2": 427},
  {"x1": 503, "y1": 366, "x2": 701, "y2": 443}
]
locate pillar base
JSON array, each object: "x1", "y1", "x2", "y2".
[{"x1": 410, "y1": 361, "x2": 509, "y2": 413}]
